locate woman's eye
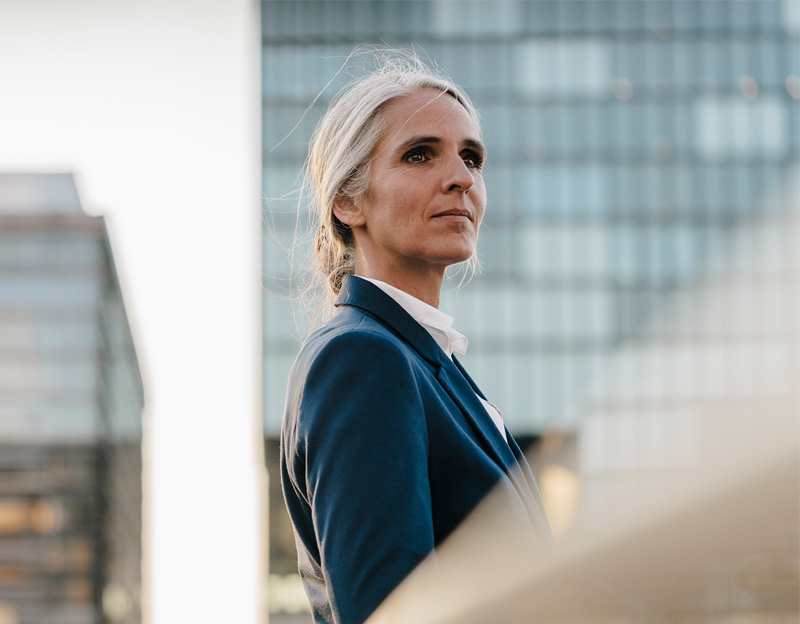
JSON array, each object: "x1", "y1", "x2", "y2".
[
  {"x1": 405, "y1": 150, "x2": 428, "y2": 164},
  {"x1": 462, "y1": 152, "x2": 483, "y2": 169}
]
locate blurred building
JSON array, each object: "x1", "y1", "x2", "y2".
[
  {"x1": 0, "y1": 174, "x2": 144, "y2": 624},
  {"x1": 260, "y1": 0, "x2": 799, "y2": 618}
]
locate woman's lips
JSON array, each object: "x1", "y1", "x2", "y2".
[{"x1": 432, "y1": 209, "x2": 472, "y2": 221}]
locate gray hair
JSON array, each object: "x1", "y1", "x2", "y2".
[{"x1": 304, "y1": 49, "x2": 481, "y2": 318}]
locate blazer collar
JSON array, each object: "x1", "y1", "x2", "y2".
[
  {"x1": 335, "y1": 275, "x2": 517, "y2": 471},
  {"x1": 335, "y1": 275, "x2": 445, "y2": 368}
]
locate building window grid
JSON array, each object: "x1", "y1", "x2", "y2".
[
  {"x1": 261, "y1": 0, "x2": 796, "y2": 40},
  {"x1": 262, "y1": 0, "x2": 799, "y2": 435}
]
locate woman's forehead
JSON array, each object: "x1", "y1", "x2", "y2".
[{"x1": 377, "y1": 89, "x2": 481, "y2": 150}]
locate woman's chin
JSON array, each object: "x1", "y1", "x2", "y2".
[{"x1": 435, "y1": 251, "x2": 477, "y2": 271}]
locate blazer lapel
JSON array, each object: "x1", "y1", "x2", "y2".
[
  {"x1": 435, "y1": 359, "x2": 517, "y2": 471},
  {"x1": 336, "y1": 275, "x2": 517, "y2": 473},
  {"x1": 335, "y1": 276, "x2": 444, "y2": 366},
  {"x1": 452, "y1": 354, "x2": 553, "y2": 536}
]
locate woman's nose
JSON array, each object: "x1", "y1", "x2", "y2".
[{"x1": 442, "y1": 153, "x2": 475, "y2": 194}]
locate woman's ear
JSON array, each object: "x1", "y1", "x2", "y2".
[{"x1": 332, "y1": 195, "x2": 366, "y2": 228}]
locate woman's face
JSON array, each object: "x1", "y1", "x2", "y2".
[{"x1": 335, "y1": 89, "x2": 486, "y2": 286}]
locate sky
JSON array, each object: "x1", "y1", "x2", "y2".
[{"x1": 0, "y1": 2, "x2": 263, "y2": 622}]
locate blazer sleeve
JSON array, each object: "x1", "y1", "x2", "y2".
[{"x1": 290, "y1": 329, "x2": 435, "y2": 624}]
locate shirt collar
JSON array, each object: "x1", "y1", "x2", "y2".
[{"x1": 358, "y1": 277, "x2": 468, "y2": 358}]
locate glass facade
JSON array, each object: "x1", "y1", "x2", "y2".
[
  {"x1": 261, "y1": 0, "x2": 799, "y2": 611},
  {"x1": 0, "y1": 174, "x2": 145, "y2": 624}
]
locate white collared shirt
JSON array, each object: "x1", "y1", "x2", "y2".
[{"x1": 359, "y1": 276, "x2": 507, "y2": 441}]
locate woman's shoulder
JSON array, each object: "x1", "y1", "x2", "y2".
[
  {"x1": 284, "y1": 311, "x2": 426, "y2": 432},
  {"x1": 298, "y1": 310, "x2": 411, "y2": 369}
]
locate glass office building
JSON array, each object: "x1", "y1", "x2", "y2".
[
  {"x1": 261, "y1": 0, "x2": 799, "y2": 609},
  {"x1": 0, "y1": 174, "x2": 145, "y2": 624}
]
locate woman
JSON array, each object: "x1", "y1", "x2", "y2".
[{"x1": 280, "y1": 54, "x2": 552, "y2": 624}]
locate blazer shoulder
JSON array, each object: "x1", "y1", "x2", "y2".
[
  {"x1": 295, "y1": 308, "x2": 415, "y2": 372},
  {"x1": 283, "y1": 311, "x2": 429, "y2": 451}
]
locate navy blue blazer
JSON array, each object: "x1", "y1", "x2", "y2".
[{"x1": 280, "y1": 275, "x2": 552, "y2": 624}]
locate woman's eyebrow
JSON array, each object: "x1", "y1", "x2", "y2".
[
  {"x1": 396, "y1": 135, "x2": 486, "y2": 155},
  {"x1": 463, "y1": 138, "x2": 486, "y2": 156},
  {"x1": 398, "y1": 135, "x2": 441, "y2": 151}
]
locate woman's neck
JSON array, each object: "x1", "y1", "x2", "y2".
[{"x1": 354, "y1": 265, "x2": 444, "y2": 308}]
